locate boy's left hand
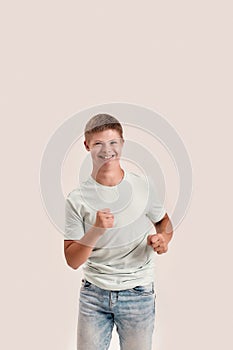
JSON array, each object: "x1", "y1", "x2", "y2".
[{"x1": 147, "y1": 233, "x2": 169, "y2": 254}]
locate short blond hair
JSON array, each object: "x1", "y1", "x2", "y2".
[{"x1": 84, "y1": 113, "x2": 123, "y2": 142}]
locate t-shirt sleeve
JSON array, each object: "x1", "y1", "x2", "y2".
[
  {"x1": 64, "y1": 193, "x2": 85, "y2": 240},
  {"x1": 146, "y1": 176, "x2": 166, "y2": 223}
]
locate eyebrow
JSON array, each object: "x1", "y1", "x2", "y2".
[{"x1": 93, "y1": 138, "x2": 119, "y2": 142}]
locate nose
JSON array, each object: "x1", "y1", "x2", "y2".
[{"x1": 101, "y1": 142, "x2": 112, "y2": 152}]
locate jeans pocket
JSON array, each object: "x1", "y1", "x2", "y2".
[
  {"x1": 81, "y1": 279, "x2": 92, "y2": 288},
  {"x1": 131, "y1": 283, "x2": 154, "y2": 296}
]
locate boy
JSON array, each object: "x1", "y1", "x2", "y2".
[{"x1": 64, "y1": 113, "x2": 173, "y2": 350}]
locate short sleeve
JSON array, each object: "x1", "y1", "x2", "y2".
[
  {"x1": 146, "y1": 176, "x2": 166, "y2": 223},
  {"x1": 64, "y1": 194, "x2": 85, "y2": 240}
]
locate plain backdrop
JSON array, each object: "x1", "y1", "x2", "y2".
[{"x1": 1, "y1": 1, "x2": 232, "y2": 349}]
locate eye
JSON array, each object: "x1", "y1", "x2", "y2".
[{"x1": 110, "y1": 141, "x2": 117, "y2": 144}]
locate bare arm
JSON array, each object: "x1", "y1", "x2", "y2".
[
  {"x1": 147, "y1": 213, "x2": 173, "y2": 254},
  {"x1": 64, "y1": 208, "x2": 114, "y2": 269}
]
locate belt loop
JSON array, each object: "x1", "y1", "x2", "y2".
[{"x1": 109, "y1": 291, "x2": 112, "y2": 308}]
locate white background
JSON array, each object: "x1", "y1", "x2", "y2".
[{"x1": 1, "y1": 1, "x2": 232, "y2": 349}]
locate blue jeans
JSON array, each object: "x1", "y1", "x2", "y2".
[{"x1": 77, "y1": 279, "x2": 156, "y2": 350}]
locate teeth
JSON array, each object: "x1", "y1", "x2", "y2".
[{"x1": 100, "y1": 155, "x2": 114, "y2": 159}]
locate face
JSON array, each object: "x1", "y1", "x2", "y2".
[{"x1": 84, "y1": 129, "x2": 124, "y2": 169}]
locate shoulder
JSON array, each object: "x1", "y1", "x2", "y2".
[
  {"x1": 66, "y1": 177, "x2": 92, "y2": 203},
  {"x1": 126, "y1": 171, "x2": 150, "y2": 188},
  {"x1": 126, "y1": 172, "x2": 164, "y2": 202},
  {"x1": 126, "y1": 171, "x2": 146, "y2": 183},
  {"x1": 124, "y1": 172, "x2": 151, "y2": 198}
]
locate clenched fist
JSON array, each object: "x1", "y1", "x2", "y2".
[
  {"x1": 147, "y1": 233, "x2": 169, "y2": 254},
  {"x1": 94, "y1": 208, "x2": 114, "y2": 230}
]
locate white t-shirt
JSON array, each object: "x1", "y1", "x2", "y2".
[{"x1": 64, "y1": 170, "x2": 166, "y2": 290}]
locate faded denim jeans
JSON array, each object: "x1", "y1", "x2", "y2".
[{"x1": 77, "y1": 279, "x2": 156, "y2": 350}]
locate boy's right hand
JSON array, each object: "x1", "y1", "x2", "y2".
[{"x1": 94, "y1": 208, "x2": 114, "y2": 230}]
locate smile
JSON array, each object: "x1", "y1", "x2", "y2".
[{"x1": 99, "y1": 155, "x2": 115, "y2": 160}]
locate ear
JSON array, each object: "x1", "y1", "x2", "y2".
[{"x1": 84, "y1": 140, "x2": 90, "y2": 151}]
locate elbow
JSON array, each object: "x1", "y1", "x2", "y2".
[
  {"x1": 63, "y1": 248, "x2": 81, "y2": 270},
  {"x1": 63, "y1": 242, "x2": 87, "y2": 270},
  {"x1": 65, "y1": 259, "x2": 81, "y2": 270},
  {"x1": 65, "y1": 256, "x2": 84, "y2": 270},
  {"x1": 70, "y1": 264, "x2": 80, "y2": 270}
]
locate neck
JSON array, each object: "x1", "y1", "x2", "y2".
[{"x1": 91, "y1": 167, "x2": 124, "y2": 186}]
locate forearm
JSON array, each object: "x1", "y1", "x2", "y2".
[
  {"x1": 65, "y1": 226, "x2": 105, "y2": 269},
  {"x1": 155, "y1": 213, "x2": 173, "y2": 243},
  {"x1": 147, "y1": 214, "x2": 173, "y2": 254}
]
